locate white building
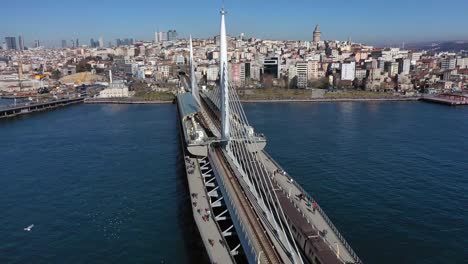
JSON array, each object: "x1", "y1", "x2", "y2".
[
  {"x1": 288, "y1": 65, "x2": 297, "y2": 81},
  {"x1": 457, "y1": 57, "x2": 468, "y2": 69},
  {"x1": 341, "y1": 62, "x2": 356, "y2": 81},
  {"x1": 398, "y1": 59, "x2": 411, "y2": 75},
  {"x1": 410, "y1": 51, "x2": 423, "y2": 62},
  {"x1": 99, "y1": 81, "x2": 129, "y2": 98},
  {"x1": 296, "y1": 62, "x2": 308, "y2": 88},
  {"x1": 441, "y1": 57, "x2": 456, "y2": 71},
  {"x1": 206, "y1": 65, "x2": 219, "y2": 82},
  {"x1": 156, "y1": 31, "x2": 167, "y2": 42},
  {"x1": 159, "y1": 65, "x2": 171, "y2": 78},
  {"x1": 250, "y1": 65, "x2": 261, "y2": 81},
  {"x1": 355, "y1": 69, "x2": 367, "y2": 80},
  {"x1": 307, "y1": 60, "x2": 319, "y2": 80}
]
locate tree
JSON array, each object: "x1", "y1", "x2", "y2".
[
  {"x1": 76, "y1": 60, "x2": 92, "y2": 72},
  {"x1": 309, "y1": 77, "x2": 329, "y2": 89},
  {"x1": 352, "y1": 78, "x2": 360, "y2": 89},
  {"x1": 51, "y1": 69, "x2": 62, "y2": 80}
]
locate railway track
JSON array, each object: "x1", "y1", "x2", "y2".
[{"x1": 214, "y1": 147, "x2": 281, "y2": 264}]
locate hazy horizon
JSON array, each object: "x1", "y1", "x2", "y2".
[{"x1": 2, "y1": 0, "x2": 468, "y2": 48}]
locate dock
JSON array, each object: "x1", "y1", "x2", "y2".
[{"x1": 0, "y1": 97, "x2": 84, "y2": 119}]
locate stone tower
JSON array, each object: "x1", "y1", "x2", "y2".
[{"x1": 313, "y1": 24, "x2": 321, "y2": 43}]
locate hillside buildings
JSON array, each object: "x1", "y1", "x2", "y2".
[{"x1": 1, "y1": 24, "x2": 467, "y2": 95}]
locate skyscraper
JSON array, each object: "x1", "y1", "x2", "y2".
[
  {"x1": 34, "y1": 40, "x2": 40, "y2": 48},
  {"x1": 62, "y1": 40, "x2": 67, "y2": 48},
  {"x1": 156, "y1": 31, "x2": 167, "y2": 42},
  {"x1": 18, "y1": 35, "x2": 24, "y2": 51},
  {"x1": 76, "y1": 39, "x2": 79, "y2": 47},
  {"x1": 313, "y1": 24, "x2": 321, "y2": 43},
  {"x1": 98, "y1": 37, "x2": 104, "y2": 48},
  {"x1": 5, "y1": 37, "x2": 17, "y2": 50},
  {"x1": 167, "y1": 30, "x2": 178, "y2": 41}
]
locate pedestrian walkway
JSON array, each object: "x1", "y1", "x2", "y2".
[{"x1": 184, "y1": 156, "x2": 234, "y2": 263}]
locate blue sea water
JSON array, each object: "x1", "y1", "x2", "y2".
[{"x1": 0, "y1": 101, "x2": 467, "y2": 263}]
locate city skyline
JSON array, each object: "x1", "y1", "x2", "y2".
[{"x1": 2, "y1": 0, "x2": 468, "y2": 47}]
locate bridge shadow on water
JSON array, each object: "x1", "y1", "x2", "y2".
[{"x1": 175, "y1": 123, "x2": 210, "y2": 263}]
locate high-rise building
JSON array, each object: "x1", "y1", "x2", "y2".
[
  {"x1": 341, "y1": 62, "x2": 356, "y2": 81},
  {"x1": 307, "y1": 60, "x2": 319, "y2": 80},
  {"x1": 156, "y1": 31, "x2": 167, "y2": 42},
  {"x1": 244, "y1": 62, "x2": 251, "y2": 79},
  {"x1": 34, "y1": 40, "x2": 40, "y2": 48},
  {"x1": 250, "y1": 64, "x2": 261, "y2": 81},
  {"x1": 312, "y1": 24, "x2": 321, "y2": 43},
  {"x1": 457, "y1": 57, "x2": 468, "y2": 69},
  {"x1": 76, "y1": 39, "x2": 79, "y2": 47},
  {"x1": 263, "y1": 57, "x2": 279, "y2": 79},
  {"x1": 384, "y1": 61, "x2": 399, "y2": 77},
  {"x1": 397, "y1": 58, "x2": 411, "y2": 75},
  {"x1": 62, "y1": 40, "x2": 67, "y2": 48},
  {"x1": 90, "y1": 38, "x2": 95, "y2": 47},
  {"x1": 167, "y1": 30, "x2": 178, "y2": 41},
  {"x1": 206, "y1": 65, "x2": 219, "y2": 82},
  {"x1": 296, "y1": 62, "x2": 308, "y2": 88},
  {"x1": 18, "y1": 35, "x2": 24, "y2": 51},
  {"x1": 229, "y1": 63, "x2": 242, "y2": 87},
  {"x1": 98, "y1": 37, "x2": 104, "y2": 48},
  {"x1": 5, "y1": 37, "x2": 17, "y2": 50},
  {"x1": 441, "y1": 57, "x2": 456, "y2": 71},
  {"x1": 288, "y1": 65, "x2": 297, "y2": 87},
  {"x1": 71, "y1": 39, "x2": 75, "y2": 48},
  {"x1": 116, "y1": 38, "x2": 134, "y2": 46}
]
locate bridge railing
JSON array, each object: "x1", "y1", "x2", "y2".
[
  {"x1": 263, "y1": 151, "x2": 363, "y2": 264},
  {"x1": 0, "y1": 97, "x2": 83, "y2": 111}
]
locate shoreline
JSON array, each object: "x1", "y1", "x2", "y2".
[
  {"x1": 82, "y1": 97, "x2": 422, "y2": 105},
  {"x1": 240, "y1": 97, "x2": 421, "y2": 103}
]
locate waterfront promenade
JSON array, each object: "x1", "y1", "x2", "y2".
[{"x1": 241, "y1": 97, "x2": 420, "y2": 103}]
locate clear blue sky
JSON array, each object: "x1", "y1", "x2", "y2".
[{"x1": 2, "y1": 0, "x2": 468, "y2": 47}]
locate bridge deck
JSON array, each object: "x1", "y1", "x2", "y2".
[
  {"x1": 0, "y1": 98, "x2": 84, "y2": 119},
  {"x1": 259, "y1": 151, "x2": 358, "y2": 263},
  {"x1": 211, "y1": 147, "x2": 282, "y2": 264}
]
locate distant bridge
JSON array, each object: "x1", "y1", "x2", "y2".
[{"x1": 0, "y1": 97, "x2": 83, "y2": 120}]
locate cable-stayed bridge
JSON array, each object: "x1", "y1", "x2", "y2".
[{"x1": 177, "y1": 9, "x2": 362, "y2": 264}]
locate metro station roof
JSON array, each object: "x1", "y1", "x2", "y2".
[{"x1": 178, "y1": 92, "x2": 199, "y2": 118}]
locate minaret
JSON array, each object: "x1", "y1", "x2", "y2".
[
  {"x1": 220, "y1": 8, "x2": 230, "y2": 141},
  {"x1": 189, "y1": 35, "x2": 198, "y2": 100},
  {"x1": 313, "y1": 24, "x2": 321, "y2": 43}
]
